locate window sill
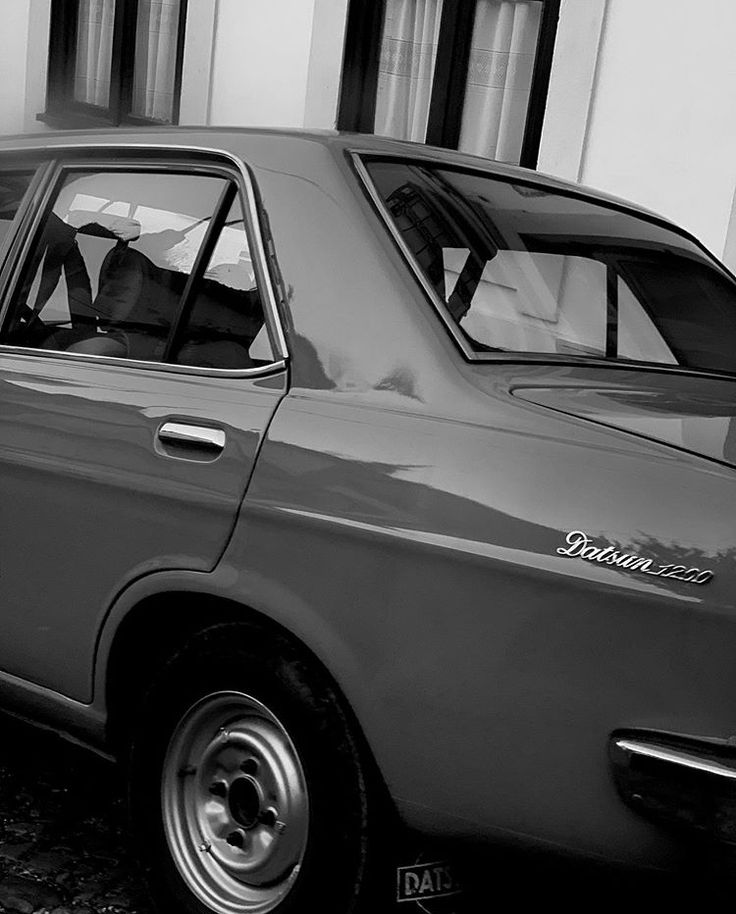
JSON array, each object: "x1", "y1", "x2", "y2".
[
  {"x1": 37, "y1": 110, "x2": 118, "y2": 130},
  {"x1": 37, "y1": 110, "x2": 174, "y2": 130}
]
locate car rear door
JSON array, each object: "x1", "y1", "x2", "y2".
[{"x1": 0, "y1": 148, "x2": 288, "y2": 701}]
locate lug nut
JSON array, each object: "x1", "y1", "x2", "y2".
[
  {"x1": 209, "y1": 780, "x2": 228, "y2": 798},
  {"x1": 260, "y1": 807, "x2": 277, "y2": 827}
]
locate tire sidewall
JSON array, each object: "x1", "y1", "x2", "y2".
[{"x1": 129, "y1": 623, "x2": 371, "y2": 914}]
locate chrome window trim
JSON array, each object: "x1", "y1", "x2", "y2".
[
  {"x1": 0, "y1": 142, "x2": 289, "y2": 377},
  {"x1": 0, "y1": 345, "x2": 287, "y2": 379}
]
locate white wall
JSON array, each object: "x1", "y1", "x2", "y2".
[
  {"x1": 0, "y1": 0, "x2": 33, "y2": 135},
  {"x1": 304, "y1": 0, "x2": 350, "y2": 129},
  {"x1": 24, "y1": 0, "x2": 52, "y2": 133},
  {"x1": 179, "y1": 0, "x2": 219, "y2": 125},
  {"x1": 3, "y1": 0, "x2": 343, "y2": 136},
  {"x1": 537, "y1": 0, "x2": 607, "y2": 183},
  {"x1": 209, "y1": 0, "x2": 317, "y2": 128},
  {"x1": 10, "y1": 0, "x2": 736, "y2": 267},
  {"x1": 578, "y1": 0, "x2": 736, "y2": 256}
]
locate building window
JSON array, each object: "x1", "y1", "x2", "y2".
[
  {"x1": 44, "y1": 0, "x2": 187, "y2": 127},
  {"x1": 339, "y1": 0, "x2": 560, "y2": 168}
]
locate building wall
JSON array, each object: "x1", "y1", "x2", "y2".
[
  {"x1": 5, "y1": 0, "x2": 736, "y2": 264},
  {"x1": 0, "y1": 0, "x2": 35, "y2": 136},
  {"x1": 208, "y1": 0, "x2": 317, "y2": 128},
  {"x1": 9, "y1": 0, "x2": 344, "y2": 133},
  {"x1": 543, "y1": 0, "x2": 736, "y2": 260},
  {"x1": 180, "y1": 0, "x2": 348, "y2": 131},
  {"x1": 303, "y1": 0, "x2": 350, "y2": 130},
  {"x1": 537, "y1": 0, "x2": 607, "y2": 184}
]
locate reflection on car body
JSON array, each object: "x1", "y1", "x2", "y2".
[{"x1": 0, "y1": 129, "x2": 732, "y2": 912}]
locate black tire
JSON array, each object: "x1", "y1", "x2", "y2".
[{"x1": 128, "y1": 622, "x2": 379, "y2": 914}]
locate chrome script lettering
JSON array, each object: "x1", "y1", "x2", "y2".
[{"x1": 556, "y1": 530, "x2": 713, "y2": 585}]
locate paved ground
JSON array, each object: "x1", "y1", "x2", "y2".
[
  {"x1": 0, "y1": 715, "x2": 150, "y2": 914},
  {"x1": 0, "y1": 713, "x2": 730, "y2": 913}
]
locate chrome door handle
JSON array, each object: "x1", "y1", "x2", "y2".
[{"x1": 157, "y1": 422, "x2": 226, "y2": 452}]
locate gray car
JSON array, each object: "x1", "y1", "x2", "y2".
[{"x1": 0, "y1": 128, "x2": 734, "y2": 912}]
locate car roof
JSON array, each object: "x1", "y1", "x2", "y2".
[{"x1": 0, "y1": 126, "x2": 671, "y2": 228}]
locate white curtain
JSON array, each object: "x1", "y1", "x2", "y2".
[
  {"x1": 458, "y1": 0, "x2": 542, "y2": 164},
  {"x1": 131, "y1": 0, "x2": 181, "y2": 122},
  {"x1": 374, "y1": 0, "x2": 444, "y2": 143},
  {"x1": 74, "y1": 0, "x2": 115, "y2": 107}
]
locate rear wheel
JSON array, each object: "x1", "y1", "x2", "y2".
[{"x1": 129, "y1": 623, "x2": 377, "y2": 914}]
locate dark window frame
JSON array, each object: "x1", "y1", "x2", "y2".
[
  {"x1": 338, "y1": 0, "x2": 561, "y2": 169},
  {"x1": 42, "y1": 0, "x2": 188, "y2": 129}
]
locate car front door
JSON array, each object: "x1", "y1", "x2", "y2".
[{"x1": 0, "y1": 151, "x2": 287, "y2": 701}]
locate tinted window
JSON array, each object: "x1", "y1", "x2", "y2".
[
  {"x1": 367, "y1": 160, "x2": 736, "y2": 375},
  {"x1": 1, "y1": 169, "x2": 273, "y2": 369},
  {"x1": 0, "y1": 171, "x2": 35, "y2": 247},
  {"x1": 173, "y1": 196, "x2": 274, "y2": 369}
]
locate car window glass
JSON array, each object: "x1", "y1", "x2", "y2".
[
  {"x1": 172, "y1": 196, "x2": 275, "y2": 369},
  {"x1": 0, "y1": 171, "x2": 35, "y2": 249},
  {"x1": 0, "y1": 169, "x2": 275, "y2": 370},
  {"x1": 454, "y1": 249, "x2": 607, "y2": 356},
  {"x1": 367, "y1": 160, "x2": 736, "y2": 375},
  {"x1": 3, "y1": 170, "x2": 225, "y2": 361},
  {"x1": 617, "y1": 275, "x2": 677, "y2": 364}
]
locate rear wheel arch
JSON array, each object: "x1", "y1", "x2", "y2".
[
  {"x1": 105, "y1": 593, "x2": 400, "y2": 911},
  {"x1": 105, "y1": 591, "x2": 242, "y2": 756},
  {"x1": 103, "y1": 591, "x2": 388, "y2": 795}
]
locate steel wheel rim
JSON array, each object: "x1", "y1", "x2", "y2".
[{"x1": 161, "y1": 690, "x2": 310, "y2": 914}]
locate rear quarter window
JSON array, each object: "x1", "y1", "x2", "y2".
[{"x1": 364, "y1": 158, "x2": 736, "y2": 376}]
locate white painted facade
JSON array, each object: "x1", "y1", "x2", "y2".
[
  {"x1": 2, "y1": 0, "x2": 736, "y2": 266},
  {"x1": 0, "y1": 0, "x2": 37, "y2": 137},
  {"x1": 540, "y1": 0, "x2": 736, "y2": 260}
]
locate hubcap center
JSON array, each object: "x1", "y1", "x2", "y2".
[{"x1": 228, "y1": 775, "x2": 262, "y2": 829}]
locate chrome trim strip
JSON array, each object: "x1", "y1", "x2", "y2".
[
  {"x1": 241, "y1": 168, "x2": 289, "y2": 360},
  {"x1": 614, "y1": 738, "x2": 736, "y2": 781},
  {"x1": 158, "y1": 422, "x2": 226, "y2": 450},
  {"x1": 350, "y1": 152, "x2": 478, "y2": 362},
  {"x1": 0, "y1": 142, "x2": 289, "y2": 373},
  {"x1": 0, "y1": 346, "x2": 287, "y2": 379}
]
